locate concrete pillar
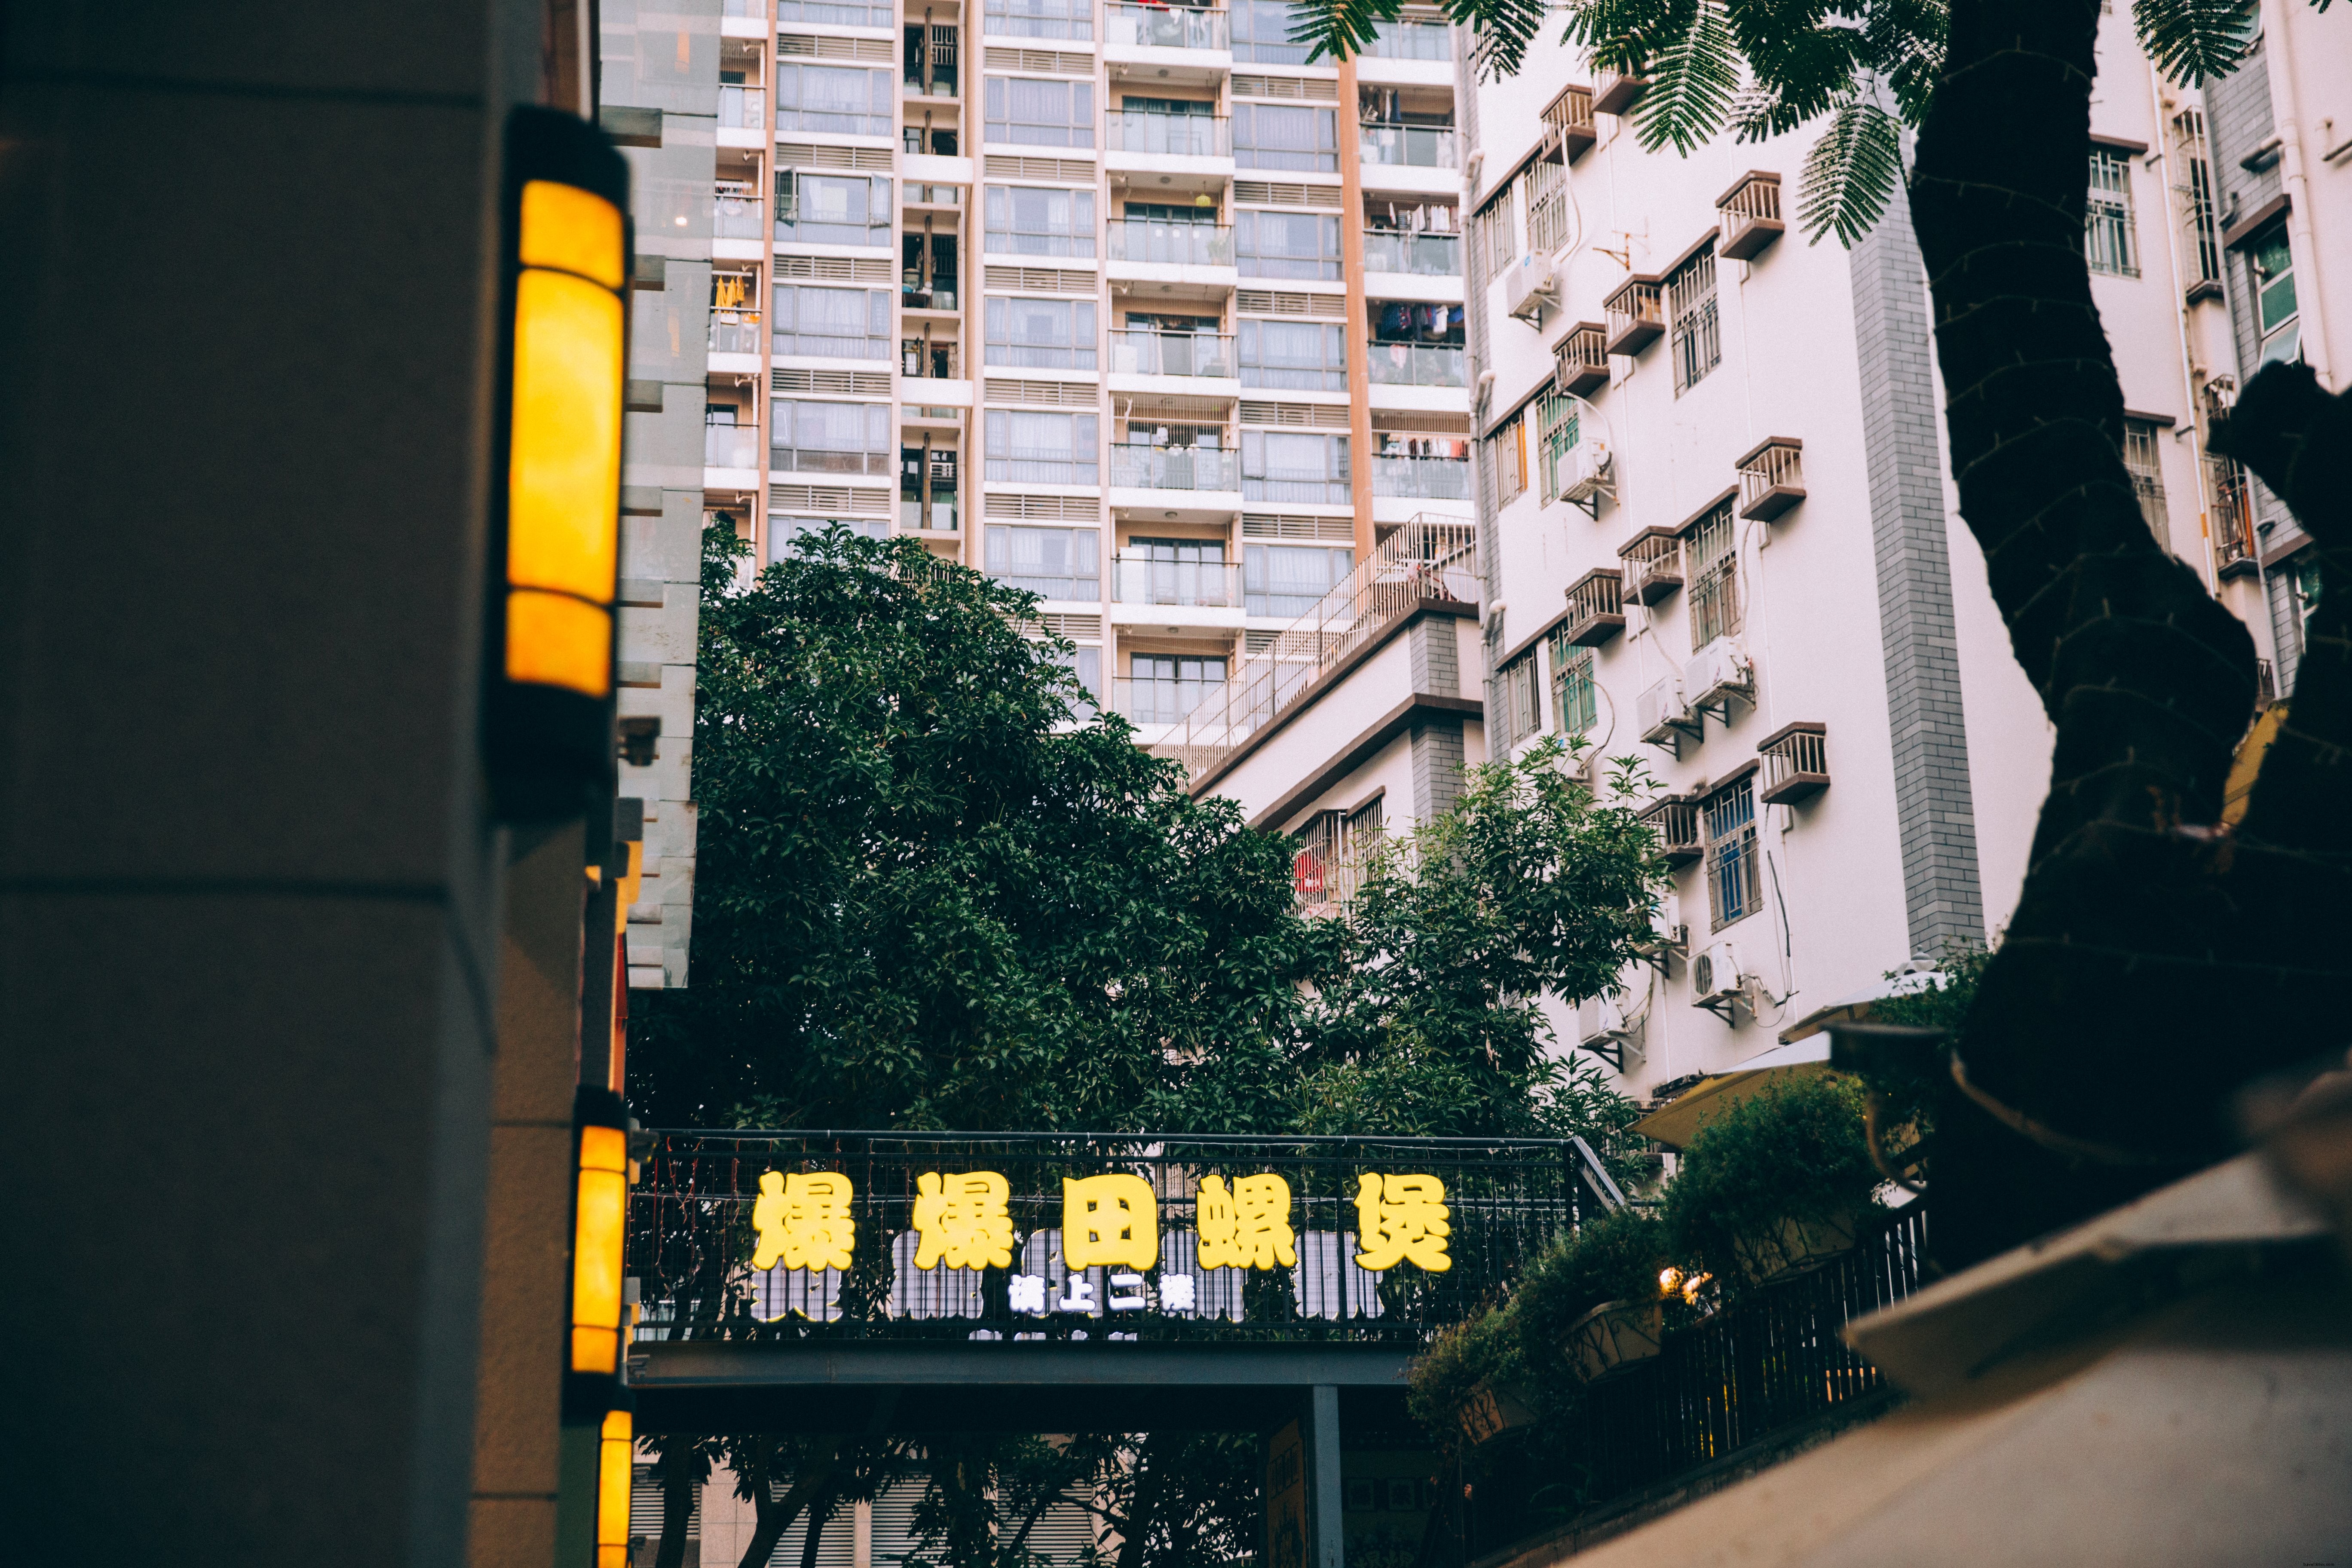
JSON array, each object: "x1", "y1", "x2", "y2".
[
  {"x1": 1307, "y1": 1384, "x2": 1346, "y2": 1568},
  {"x1": 1, "y1": 3, "x2": 545, "y2": 1564}
]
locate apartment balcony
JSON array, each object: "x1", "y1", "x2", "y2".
[
  {"x1": 1366, "y1": 340, "x2": 1467, "y2": 389},
  {"x1": 1114, "y1": 674, "x2": 1226, "y2": 728},
  {"x1": 709, "y1": 309, "x2": 763, "y2": 357},
  {"x1": 1363, "y1": 17, "x2": 1453, "y2": 59},
  {"x1": 2209, "y1": 453, "x2": 2258, "y2": 579},
  {"x1": 1106, "y1": 220, "x2": 1236, "y2": 284},
  {"x1": 1562, "y1": 567, "x2": 1626, "y2": 646},
  {"x1": 904, "y1": 25, "x2": 959, "y2": 98},
  {"x1": 1359, "y1": 123, "x2": 1458, "y2": 170},
  {"x1": 1371, "y1": 453, "x2": 1470, "y2": 499},
  {"x1": 1553, "y1": 321, "x2": 1608, "y2": 396},
  {"x1": 1593, "y1": 68, "x2": 1648, "y2": 116},
  {"x1": 1617, "y1": 527, "x2": 1683, "y2": 604},
  {"x1": 901, "y1": 338, "x2": 963, "y2": 380},
  {"x1": 1107, "y1": 110, "x2": 1232, "y2": 161},
  {"x1": 1113, "y1": 554, "x2": 1244, "y2": 609},
  {"x1": 772, "y1": 447, "x2": 895, "y2": 478},
  {"x1": 704, "y1": 423, "x2": 763, "y2": 474},
  {"x1": 1603, "y1": 275, "x2": 1665, "y2": 355},
  {"x1": 1717, "y1": 171, "x2": 1785, "y2": 261},
  {"x1": 1109, "y1": 444, "x2": 1242, "y2": 494},
  {"x1": 776, "y1": 0, "x2": 893, "y2": 22},
  {"x1": 902, "y1": 496, "x2": 961, "y2": 533},
  {"x1": 1362, "y1": 231, "x2": 1463, "y2": 279},
  {"x1": 1758, "y1": 721, "x2": 1830, "y2": 805},
  {"x1": 1636, "y1": 794, "x2": 1703, "y2": 867},
  {"x1": 1736, "y1": 436, "x2": 1805, "y2": 521},
  {"x1": 1109, "y1": 329, "x2": 1237, "y2": 382},
  {"x1": 1105, "y1": 1, "x2": 1231, "y2": 68},
  {"x1": 901, "y1": 278, "x2": 961, "y2": 313},
  {"x1": 1541, "y1": 84, "x2": 1596, "y2": 163},
  {"x1": 984, "y1": 0, "x2": 1093, "y2": 41},
  {"x1": 712, "y1": 181, "x2": 763, "y2": 240},
  {"x1": 717, "y1": 86, "x2": 766, "y2": 148}
]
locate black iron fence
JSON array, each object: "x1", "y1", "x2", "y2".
[
  {"x1": 1564, "y1": 1202, "x2": 1929, "y2": 1499},
  {"x1": 627, "y1": 1131, "x2": 1624, "y2": 1347}
]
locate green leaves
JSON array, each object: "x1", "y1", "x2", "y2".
[
  {"x1": 1629, "y1": 0, "x2": 1743, "y2": 154},
  {"x1": 2132, "y1": 0, "x2": 2252, "y2": 85},
  {"x1": 1798, "y1": 94, "x2": 1905, "y2": 246}
]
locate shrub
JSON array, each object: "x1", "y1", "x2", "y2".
[
  {"x1": 1406, "y1": 1302, "x2": 1524, "y2": 1445},
  {"x1": 1513, "y1": 1208, "x2": 1673, "y2": 1364},
  {"x1": 1663, "y1": 1073, "x2": 1881, "y2": 1286}
]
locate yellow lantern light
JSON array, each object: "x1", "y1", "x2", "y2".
[
  {"x1": 596, "y1": 1407, "x2": 634, "y2": 1568},
  {"x1": 488, "y1": 109, "x2": 634, "y2": 820},
  {"x1": 570, "y1": 1087, "x2": 631, "y2": 1377}
]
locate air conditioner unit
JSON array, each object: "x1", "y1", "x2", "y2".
[
  {"x1": 1684, "y1": 641, "x2": 1754, "y2": 713},
  {"x1": 1559, "y1": 438, "x2": 1612, "y2": 503},
  {"x1": 1577, "y1": 992, "x2": 1623, "y2": 1043},
  {"x1": 1691, "y1": 940, "x2": 1745, "y2": 1009},
  {"x1": 1638, "y1": 677, "x2": 1687, "y2": 745},
  {"x1": 1505, "y1": 253, "x2": 1559, "y2": 325}
]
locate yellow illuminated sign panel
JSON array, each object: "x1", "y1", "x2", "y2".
[{"x1": 570, "y1": 1123, "x2": 630, "y2": 1373}]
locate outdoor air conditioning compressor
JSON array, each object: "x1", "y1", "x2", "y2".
[{"x1": 1692, "y1": 940, "x2": 1746, "y2": 1009}]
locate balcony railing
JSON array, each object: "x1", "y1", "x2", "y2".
[
  {"x1": 1593, "y1": 69, "x2": 1648, "y2": 116},
  {"x1": 1635, "y1": 794, "x2": 1700, "y2": 866},
  {"x1": 771, "y1": 446, "x2": 893, "y2": 478},
  {"x1": 1173, "y1": 517, "x2": 1479, "y2": 781},
  {"x1": 1107, "y1": 220, "x2": 1234, "y2": 266},
  {"x1": 1600, "y1": 277, "x2": 1661, "y2": 358},
  {"x1": 628, "y1": 1130, "x2": 1615, "y2": 1346},
  {"x1": 777, "y1": 0, "x2": 891, "y2": 21},
  {"x1": 985, "y1": 0, "x2": 1092, "y2": 40},
  {"x1": 1372, "y1": 453, "x2": 1470, "y2": 499},
  {"x1": 902, "y1": 274, "x2": 960, "y2": 311},
  {"x1": 1110, "y1": 330, "x2": 1236, "y2": 378},
  {"x1": 1114, "y1": 554, "x2": 1242, "y2": 607},
  {"x1": 903, "y1": 496, "x2": 960, "y2": 531},
  {"x1": 2209, "y1": 453, "x2": 2256, "y2": 576},
  {"x1": 1361, "y1": 231, "x2": 1463, "y2": 276},
  {"x1": 1110, "y1": 444, "x2": 1241, "y2": 491},
  {"x1": 1291, "y1": 812, "x2": 1381, "y2": 913},
  {"x1": 1108, "y1": 110, "x2": 1231, "y2": 157},
  {"x1": 1364, "y1": 17, "x2": 1453, "y2": 58},
  {"x1": 1718, "y1": 171, "x2": 1785, "y2": 261},
  {"x1": 902, "y1": 338, "x2": 961, "y2": 378},
  {"x1": 1542, "y1": 84, "x2": 1596, "y2": 162},
  {"x1": 1106, "y1": 2, "x2": 1229, "y2": 49},
  {"x1": 1115, "y1": 675, "x2": 1226, "y2": 726},
  {"x1": 1562, "y1": 567, "x2": 1626, "y2": 646},
  {"x1": 1616, "y1": 527, "x2": 1684, "y2": 605},
  {"x1": 709, "y1": 309, "x2": 763, "y2": 354},
  {"x1": 704, "y1": 424, "x2": 762, "y2": 469},
  {"x1": 713, "y1": 181, "x2": 763, "y2": 239},
  {"x1": 906, "y1": 27, "x2": 959, "y2": 96},
  {"x1": 1360, "y1": 123, "x2": 1458, "y2": 168},
  {"x1": 719, "y1": 86, "x2": 766, "y2": 130},
  {"x1": 1736, "y1": 436, "x2": 1805, "y2": 521},
  {"x1": 1759, "y1": 721, "x2": 1830, "y2": 805},
  {"x1": 1554, "y1": 321, "x2": 1608, "y2": 396},
  {"x1": 1366, "y1": 341, "x2": 1468, "y2": 388},
  {"x1": 986, "y1": 564, "x2": 1099, "y2": 598}
]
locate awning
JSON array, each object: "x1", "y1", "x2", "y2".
[
  {"x1": 1776, "y1": 969, "x2": 1947, "y2": 1044},
  {"x1": 1629, "y1": 1038, "x2": 1832, "y2": 1150}
]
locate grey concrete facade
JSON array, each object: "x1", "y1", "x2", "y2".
[{"x1": 1850, "y1": 202, "x2": 1990, "y2": 957}]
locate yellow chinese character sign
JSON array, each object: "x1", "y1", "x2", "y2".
[
  {"x1": 1354, "y1": 1172, "x2": 1451, "y2": 1271},
  {"x1": 912, "y1": 1169, "x2": 1015, "y2": 1270},
  {"x1": 750, "y1": 1169, "x2": 856, "y2": 1271},
  {"x1": 1197, "y1": 1173, "x2": 1297, "y2": 1270},
  {"x1": 1063, "y1": 1173, "x2": 1158, "y2": 1270}
]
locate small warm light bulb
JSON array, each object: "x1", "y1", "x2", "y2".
[{"x1": 1657, "y1": 1267, "x2": 1683, "y2": 1293}]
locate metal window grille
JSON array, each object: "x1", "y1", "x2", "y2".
[
  {"x1": 1703, "y1": 776, "x2": 1757, "y2": 931},
  {"x1": 1666, "y1": 244, "x2": 1720, "y2": 395},
  {"x1": 1525, "y1": 159, "x2": 1568, "y2": 255},
  {"x1": 1489, "y1": 414, "x2": 1527, "y2": 508},
  {"x1": 1536, "y1": 393, "x2": 1578, "y2": 502},
  {"x1": 2170, "y1": 110, "x2": 2222, "y2": 285},
  {"x1": 1548, "y1": 634, "x2": 1596, "y2": 736},
  {"x1": 2122, "y1": 418, "x2": 2169, "y2": 539},
  {"x1": 1686, "y1": 502, "x2": 1741, "y2": 651},
  {"x1": 1502, "y1": 652, "x2": 1542, "y2": 747},
  {"x1": 1479, "y1": 187, "x2": 1516, "y2": 273},
  {"x1": 2086, "y1": 148, "x2": 2138, "y2": 277},
  {"x1": 1294, "y1": 797, "x2": 1384, "y2": 909}
]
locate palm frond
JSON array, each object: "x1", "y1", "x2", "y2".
[
  {"x1": 1726, "y1": 0, "x2": 1867, "y2": 126},
  {"x1": 1286, "y1": 0, "x2": 1403, "y2": 67},
  {"x1": 1631, "y1": 0, "x2": 1743, "y2": 153},
  {"x1": 2132, "y1": 0, "x2": 2252, "y2": 85},
  {"x1": 1862, "y1": 0, "x2": 1947, "y2": 122},
  {"x1": 1797, "y1": 94, "x2": 1905, "y2": 246},
  {"x1": 1448, "y1": 0, "x2": 1556, "y2": 80}
]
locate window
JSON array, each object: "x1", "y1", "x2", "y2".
[
  {"x1": 1523, "y1": 159, "x2": 1568, "y2": 255},
  {"x1": 1666, "y1": 242, "x2": 1720, "y2": 394},
  {"x1": 1476, "y1": 186, "x2": 1517, "y2": 272},
  {"x1": 1535, "y1": 392, "x2": 1579, "y2": 502},
  {"x1": 770, "y1": 400, "x2": 892, "y2": 475},
  {"x1": 985, "y1": 0, "x2": 1092, "y2": 37},
  {"x1": 1687, "y1": 501, "x2": 1741, "y2": 650},
  {"x1": 2170, "y1": 110, "x2": 2222, "y2": 286},
  {"x1": 1235, "y1": 211, "x2": 1343, "y2": 280},
  {"x1": 778, "y1": 0, "x2": 894, "y2": 23},
  {"x1": 1244, "y1": 542, "x2": 1352, "y2": 617},
  {"x1": 2251, "y1": 229, "x2": 2300, "y2": 367},
  {"x1": 1500, "y1": 650, "x2": 1542, "y2": 748},
  {"x1": 1127, "y1": 652, "x2": 1226, "y2": 723},
  {"x1": 770, "y1": 514, "x2": 887, "y2": 560},
  {"x1": 776, "y1": 171, "x2": 892, "y2": 247},
  {"x1": 1703, "y1": 777, "x2": 1758, "y2": 931},
  {"x1": 1488, "y1": 410, "x2": 1528, "y2": 508},
  {"x1": 1232, "y1": 0, "x2": 1312, "y2": 63},
  {"x1": 986, "y1": 524, "x2": 1100, "y2": 599},
  {"x1": 1549, "y1": 634, "x2": 1596, "y2": 736},
  {"x1": 1237, "y1": 318, "x2": 1347, "y2": 390},
  {"x1": 2122, "y1": 418, "x2": 2169, "y2": 539},
  {"x1": 1241, "y1": 430, "x2": 1350, "y2": 504},
  {"x1": 1048, "y1": 642, "x2": 1104, "y2": 704},
  {"x1": 775, "y1": 64, "x2": 894, "y2": 136},
  {"x1": 985, "y1": 184, "x2": 1097, "y2": 257},
  {"x1": 1232, "y1": 104, "x2": 1338, "y2": 172},
  {"x1": 985, "y1": 296, "x2": 1099, "y2": 368},
  {"x1": 2086, "y1": 147, "x2": 2138, "y2": 277},
  {"x1": 985, "y1": 76, "x2": 1095, "y2": 148},
  {"x1": 771, "y1": 286, "x2": 892, "y2": 359},
  {"x1": 984, "y1": 409, "x2": 1100, "y2": 484}
]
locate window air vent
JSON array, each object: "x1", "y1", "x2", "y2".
[
  {"x1": 982, "y1": 264, "x2": 1098, "y2": 293},
  {"x1": 986, "y1": 492, "x2": 1101, "y2": 521},
  {"x1": 983, "y1": 46, "x2": 1094, "y2": 74},
  {"x1": 777, "y1": 142, "x2": 894, "y2": 172},
  {"x1": 778, "y1": 32, "x2": 894, "y2": 61},
  {"x1": 771, "y1": 367, "x2": 892, "y2": 397},
  {"x1": 770, "y1": 483, "x2": 890, "y2": 515},
  {"x1": 983, "y1": 153, "x2": 1098, "y2": 183},
  {"x1": 1240, "y1": 400, "x2": 1351, "y2": 429},
  {"x1": 984, "y1": 378, "x2": 1099, "y2": 407},
  {"x1": 772, "y1": 253, "x2": 894, "y2": 283},
  {"x1": 1231, "y1": 74, "x2": 1339, "y2": 102},
  {"x1": 1243, "y1": 512, "x2": 1354, "y2": 541},
  {"x1": 1237, "y1": 289, "x2": 1348, "y2": 318},
  {"x1": 1232, "y1": 180, "x2": 1344, "y2": 209}
]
